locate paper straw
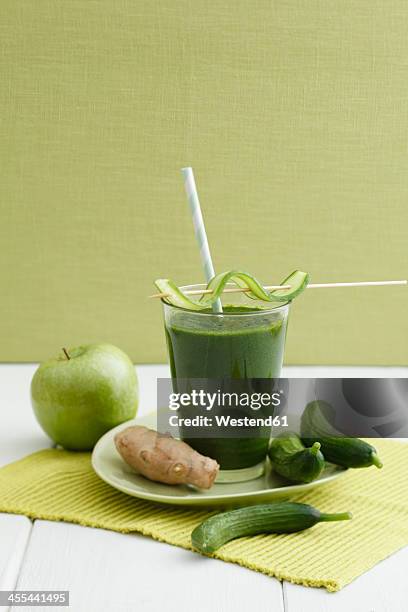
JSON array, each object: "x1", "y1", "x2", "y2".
[{"x1": 181, "y1": 167, "x2": 223, "y2": 312}]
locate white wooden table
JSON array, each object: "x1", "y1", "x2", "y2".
[{"x1": 1, "y1": 364, "x2": 407, "y2": 612}]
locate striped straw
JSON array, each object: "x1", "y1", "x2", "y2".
[{"x1": 181, "y1": 167, "x2": 223, "y2": 313}]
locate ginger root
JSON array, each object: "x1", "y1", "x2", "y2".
[{"x1": 114, "y1": 426, "x2": 219, "y2": 489}]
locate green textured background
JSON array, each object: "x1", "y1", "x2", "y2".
[{"x1": 0, "y1": 0, "x2": 406, "y2": 365}]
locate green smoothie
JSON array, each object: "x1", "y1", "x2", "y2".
[{"x1": 164, "y1": 304, "x2": 289, "y2": 471}]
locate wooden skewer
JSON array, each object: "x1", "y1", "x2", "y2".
[{"x1": 149, "y1": 279, "x2": 407, "y2": 299}]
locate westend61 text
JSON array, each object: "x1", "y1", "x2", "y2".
[{"x1": 168, "y1": 414, "x2": 288, "y2": 428}]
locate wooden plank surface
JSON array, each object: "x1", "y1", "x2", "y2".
[
  {"x1": 284, "y1": 546, "x2": 408, "y2": 612},
  {"x1": 15, "y1": 520, "x2": 284, "y2": 612},
  {"x1": 0, "y1": 514, "x2": 32, "y2": 593}
]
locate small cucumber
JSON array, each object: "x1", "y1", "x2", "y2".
[
  {"x1": 301, "y1": 400, "x2": 383, "y2": 469},
  {"x1": 191, "y1": 502, "x2": 352, "y2": 554},
  {"x1": 268, "y1": 433, "x2": 325, "y2": 483}
]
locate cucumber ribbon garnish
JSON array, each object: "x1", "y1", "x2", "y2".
[{"x1": 155, "y1": 270, "x2": 309, "y2": 311}]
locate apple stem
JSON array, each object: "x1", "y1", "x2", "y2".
[{"x1": 62, "y1": 347, "x2": 70, "y2": 360}]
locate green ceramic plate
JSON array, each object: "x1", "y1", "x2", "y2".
[{"x1": 92, "y1": 412, "x2": 347, "y2": 508}]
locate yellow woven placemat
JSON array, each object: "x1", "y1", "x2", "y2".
[{"x1": 1, "y1": 439, "x2": 407, "y2": 592}]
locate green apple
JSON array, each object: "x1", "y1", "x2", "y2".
[{"x1": 31, "y1": 343, "x2": 138, "y2": 450}]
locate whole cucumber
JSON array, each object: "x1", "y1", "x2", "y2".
[
  {"x1": 301, "y1": 400, "x2": 382, "y2": 469},
  {"x1": 191, "y1": 502, "x2": 352, "y2": 554},
  {"x1": 268, "y1": 433, "x2": 325, "y2": 483}
]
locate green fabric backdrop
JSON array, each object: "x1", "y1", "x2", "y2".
[{"x1": 0, "y1": 1, "x2": 406, "y2": 365}]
